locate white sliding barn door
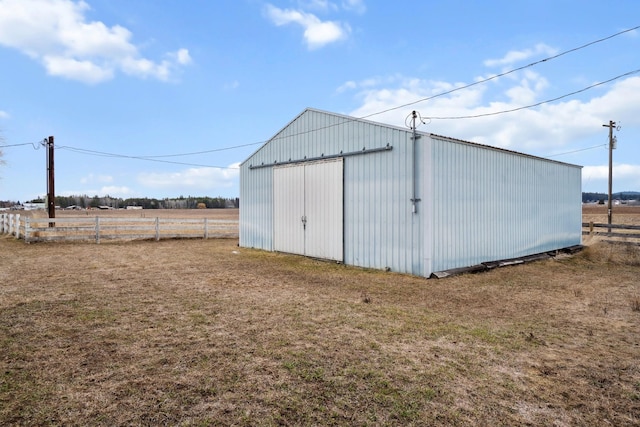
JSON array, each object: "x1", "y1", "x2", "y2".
[
  {"x1": 273, "y1": 164, "x2": 305, "y2": 256},
  {"x1": 273, "y1": 159, "x2": 343, "y2": 261}
]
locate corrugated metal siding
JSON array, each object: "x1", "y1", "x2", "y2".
[
  {"x1": 272, "y1": 159, "x2": 344, "y2": 261},
  {"x1": 428, "y1": 136, "x2": 582, "y2": 273},
  {"x1": 241, "y1": 108, "x2": 582, "y2": 278},
  {"x1": 240, "y1": 109, "x2": 422, "y2": 275},
  {"x1": 304, "y1": 159, "x2": 344, "y2": 261},
  {"x1": 239, "y1": 164, "x2": 273, "y2": 250},
  {"x1": 273, "y1": 164, "x2": 305, "y2": 255},
  {"x1": 343, "y1": 124, "x2": 419, "y2": 275}
]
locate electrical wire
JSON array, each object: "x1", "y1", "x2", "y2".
[
  {"x1": 8, "y1": 26, "x2": 638, "y2": 165},
  {"x1": 424, "y1": 69, "x2": 640, "y2": 120},
  {"x1": 361, "y1": 24, "x2": 640, "y2": 120},
  {"x1": 1, "y1": 141, "x2": 44, "y2": 149},
  {"x1": 56, "y1": 65, "x2": 637, "y2": 166},
  {"x1": 57, "y1": 146, "x2": 238, "y2": 169},
  {"x1": 259, "y1": 24, "x2": 640, "y2": 143},
  {"x1": 137, "y1": 141, "x2": 263, "y2": 159},
  {"x1": 48, "y1": 24, "x2": 640, "y2": 161},
  {"x1": 546, "y1": 143, "x2": 608, "y2": 158}
]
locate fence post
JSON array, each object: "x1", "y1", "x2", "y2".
[
  {"x1": 24, "y1": 216, "x2": 30, "y2": 243},
  {"x1": 14, "y1": 214, "x2": 20, "y2": 238},
  {"x1": 589, "y1": 221, "x2": 593, "y2": 235},
  {"x1": 0, "y1": 213, "x2": 4, "y2": 234},
  {"x1": 155, "y1": 217, "x2": 160, "y2": 241},
  {"x1": 204, "y1": 218, "x2": 208, "y2": 239},
  {"x1": 95, "y1": 217, "x2": 100, "y2": 244}
]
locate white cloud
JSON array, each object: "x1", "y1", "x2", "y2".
[
  {"x1": 0, "y1": 110, "x2": 9, "y2": 119},
  {"x1": 341, "y1": 38, "x2": 640, "y2": 193},
  {"x1": 297, "y1": 0, "x2": 365, "y2": 14},
  {"x1": 583, "y1": 164, "x2": 640, "y2": 181},
  {"x1": 484, "y1": 43, "x2": 558, "y2": 68},
  {"x1": 345, "y1": 59, "x2": 640, "y2": 153},
  {"x1": 43, "y1": 55, "x2": 114, "y2": 84},
  {"x1": 336, "y1": 80, "x2": 357, "y2": 93},
  {"x1": 342, "y1": 0, "x2": 366, "y2": 14},
  {"x1": 0, "y1": 0, "x2": 191, "y2": 84},
  {"x1": 504, "y1": 70, "x2": 549, "y2": 105},
  {"x1": 298, "y1": 0, "x2": 337, "y2": 13},
  {"x1": 265, "y1": 4, "x2": 350, "y2": 49},
  {"x1": 172, "y1": 48, "x2": 192, "y2": 65},
  {"x1": 137, "y1": 164, "x2": 240, "y2": 192}
]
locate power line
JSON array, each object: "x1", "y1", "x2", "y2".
[
  {"x1": 254, "y1": 25, "x2": 640, "y2": 146},
  {"x1": 424, "y1": 69, "x2": 640, "y2": 120},
  {"x1": 546, "y1": 143, "x2": 607, "y2": 158},
  {"x1": 8, "y1": 26, "x2": 638, "y2": 165},
  {"x1": 1, "y1": 141, "x2": 44, "y2": 149},
  {"x1": 54, "y1": 67, "x2": 639, "y2": 166},
  {"x1": 88, "y1": 24, "x2": 640, "y2": 157},
  {"x1": 57, "y1": 146, "x2": 239, "y2": 169},
  {"x1": 361, "y1": 24, "x2": 640, "y2": 120},
  {"x1": 138, "y1": 141, "x2": 263, "y2": 159}
]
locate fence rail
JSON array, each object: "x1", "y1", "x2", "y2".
[
  {"x1": 1, "y1": 214, "x2": 238, "y2": 243},
  {"x1": 582, "y1": 222, "x2": 640, "y2": 244}
]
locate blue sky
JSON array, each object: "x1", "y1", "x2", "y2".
[{"x1": 0, "y1": 0, "x2": 639, "y2": 202}]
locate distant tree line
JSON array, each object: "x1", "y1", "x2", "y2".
[
  {"x1": 5, "y1": 191, "x2": 640, "y2": 210},
  {"x1": 582, "y1": 192, "x2": 640, "y2": 203},
  {"x1": 1, "y1": 196, "x2": 239, "y2": 209}
]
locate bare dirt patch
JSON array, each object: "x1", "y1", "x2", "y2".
[{"x1": 1, "y1": 210, "x2": 640, "y2": 426}]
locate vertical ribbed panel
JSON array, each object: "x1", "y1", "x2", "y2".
[
  {"x1": 273, "y1": 165, "x2": 305, "y2": 255},
  {"x1": 305, "y1": 159, "x2": 343, "y2": 261},
  {"x1": 240, "y1": 109, "x2": 582, "y2": 277},
  {"x1": 428, "y1": 136, "x2": 582, "y2": 273},
  {"x1": 343, "y1": 123, "x2": 419, "y2": 275},
  {"x1": 239, "y1": 164, "x2": 273, "y2": 250},
  {"x1": 240, "y1": 109, "x2": 421, "y2": 275}
]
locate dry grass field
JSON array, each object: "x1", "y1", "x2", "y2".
[{"x1": 1, "y1": 207, "x2": 639, "y2": 426}]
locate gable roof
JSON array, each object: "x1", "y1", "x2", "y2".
[{"x1": 241, "y1": 108, "x2": 581, "y2": 169}]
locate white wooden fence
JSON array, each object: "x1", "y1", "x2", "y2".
[{"x1": 0, "y1": 214, "x2": 238, "y2": 243}]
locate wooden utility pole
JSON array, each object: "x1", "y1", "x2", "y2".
[
  {"x1": 602, "y1": 121, "x2": 616, "y2": 233},
  {"x1": 47, "y1": 135, "x2": 55, "y2": 225}
]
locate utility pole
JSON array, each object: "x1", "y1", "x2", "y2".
[
  {"x1": 46, "y1": 135, "x2": 55, "y2": 225},
  {"x1": 602, "y1": 121, "x2": 616, "y2": 232}
]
